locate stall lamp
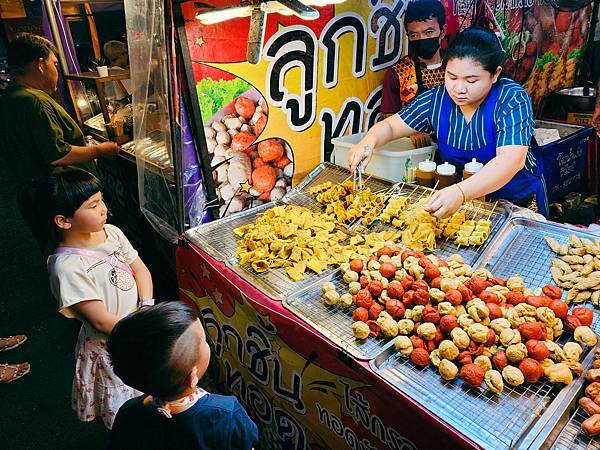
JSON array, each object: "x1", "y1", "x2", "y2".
[
  {"x1": 196, "y1": 5, "x2": 253, "y2": 24},
  {"x1": 196, "y1": 0, "x2": 346, "y2": 63},
  {"x1": 196, "y1": 0, "x2": 345, "y2": 24}
]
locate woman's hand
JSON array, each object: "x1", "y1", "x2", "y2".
[
  {"x1": 348, "y1": 144, "x2": 373, "y2": 173},
  {"x1": 424, "y1": 185, "x2": 464, "y2": 218}
]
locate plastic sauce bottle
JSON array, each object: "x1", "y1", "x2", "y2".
[
  {"x1": 463, "y1": 158, "x2": 485, "y2": 202},
  {"x1": 435, "y1": 162, "x2": 456, "y2": 189},
  {"x1": 416, "y1": 159, "x2": 436, "y2": 188}
]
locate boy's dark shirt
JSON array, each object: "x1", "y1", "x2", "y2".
[{"x1": 108, "y1": 393, "x2": 258, "y2": 450}]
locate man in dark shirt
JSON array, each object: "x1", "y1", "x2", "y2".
[
  {"x1": 0, "y1": 33, "x2": 119, "y2": 185},
  {"x1": 381, "y1": 0, "x2": 447, "y2": 116}
]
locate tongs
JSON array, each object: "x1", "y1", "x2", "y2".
[{"x1": 352, "y1": 163, "x2": 364, "y2": 195}]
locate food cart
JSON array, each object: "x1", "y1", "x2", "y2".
[{"x1": 117, "y1": 0, "x2": 600, "y2": 448}]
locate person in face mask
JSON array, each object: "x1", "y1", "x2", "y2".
[{"x1": 381, "y1": 0, "x2": 447, "y2": 116}]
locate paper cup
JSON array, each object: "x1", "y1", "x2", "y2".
[{"x1": 97, "y1": 66, "x2": 109, "y2": 77}]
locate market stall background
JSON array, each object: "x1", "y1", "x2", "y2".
[{"x1": 180, "y1": 0, "x2": 594, "y2": 224}]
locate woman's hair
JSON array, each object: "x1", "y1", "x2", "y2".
[
  {"x1": 103, "y1": 40, "x2": 127, "y2": 65},
  {"x1": 17, "y1": 166, "x2": 103, "y2": 250},
  {"x1": 446, "y1": 27, "x2": 504, "y2": 74},
  {"x1": 108, "y1": 302, "x2": 203, "y2": 400},
  {"x1": 404, "y1": 0, "x2": 446, "y2": 30}
]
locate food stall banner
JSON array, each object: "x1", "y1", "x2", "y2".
[
  {"x1": 123, "y1": 0, "x2": 179, "y2": 242},
  {"x1": 181, "y1": 0, "x2": 410, "y2": 219},
  {"x1": 444, "y1": 1, "x2": 593, "y2": 114}
]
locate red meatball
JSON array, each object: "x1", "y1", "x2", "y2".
[{"x1": 234, "y1": 97, "x2": 256, "y2": 119}]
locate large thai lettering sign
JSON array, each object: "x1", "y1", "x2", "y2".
[{"x1": 181, "y1": 1, "x2": 406, "y2": 217}]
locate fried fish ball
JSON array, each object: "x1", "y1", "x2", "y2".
[
  {"x1": 397, "y1": 319, "x2": 415, "y2": 335},
  {"x1": 485, "y1": 370, "x2": 504, "y2": 393},
  {"x1": 451, "y1": 328, "x2": 470, "y2": 349},
  {"x1": 562, "y1": 342, "x2": 583, "y2": 362},
  {"x1": 352, "y1": 321, "x2": 370, "y2": 340},
  {"x1": 474, "y1": 355, "x2": 492, "y2": 373},
  {"x1": 468, "y1": 323, "x2": 490, "y2": 344},
  {"x1": 339, "y1": 293, "x2": 353, "y2": 309},
  {"x1": 506, "y1": 343, "x2": 528, "y2": 363},
  {"x1": 506, "y1": 275, "x2": 525, "y2": 292},
  {"x1": 545, "y1": 363, "x2": 573, "y2": 384},
  {"x1": 439, "y1": 359, "x2": 459, "y2": 381},
  {"x1": 490, "y1": 318, "x2": 512, "y2": 335},
  {"x1": 502, "y1": 366, "x2": 525, "y2": 386},
  {"x1": 394, "y1": 336, "x2": 413, "y2": 355},
  {"x1": 417, "y1": 322, "x2": 437, "y2": 340},
  {"x1": 438, "y1": 340, "x2": 459, "y2": 361},
  {"x1": 323, "y1": 290, "x2": 340, "y2": 306},
  {"x1": 499, "y1": 329, "x2": 521, "y2": 346}
]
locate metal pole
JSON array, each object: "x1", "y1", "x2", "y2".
[{"x1": 43, "y1": 0, "x2": 70, "y2": 75}]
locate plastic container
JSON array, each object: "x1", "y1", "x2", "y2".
[
  {"x1": 331, "y1": 133, "x2": 436, "y2": 183},
  {"x1": 435, "y1": 162, "x2": 456, "y2": 189},
  {"x1": 532, "y1": 120, "x2": 593, "y2": 202},
  {"x1": 416, "y1": 159, "x2": 436, "y2": 187}
]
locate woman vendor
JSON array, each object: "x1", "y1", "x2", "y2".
[{"x1": 349, "y1": 27, "x2": 547, "y2": 218}]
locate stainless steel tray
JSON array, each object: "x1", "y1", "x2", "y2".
[
  {"x1": 477, "y1": 218, "x2": 599, "y2": 306},
  {"x1": 283, "y1": 271, "x2": 391, "y2": 360},
  {"x1": 283, "y1": 162, "x2": 392, "y2": 214},
  {"x1": 370, "y1": 339, "x2": 591, "y2": 450},
  {"x1": 185, "y1": 201, "x2": 277, "y2": 262},
  {"x1": 364, "y1": 185, "x2": 512, "y2": 267},
  {"x1": 476, "y1": 218, "x2": 600, "y2": 449},
  {"x1": 185, "y1": 200, "x2": 347, "y2": 301},
  {"x1": 523, "y1": 350, "x2": 598, "y2": 450}
]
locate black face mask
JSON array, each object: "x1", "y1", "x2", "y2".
[{"x1": 408, "y1": 36, "x2": 441, "y2": 60}]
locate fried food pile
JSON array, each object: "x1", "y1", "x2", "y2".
[
  {"x1": 234, "y1": 205, "x2": 401, "y2": 281},
  {"x1": 545, "y1": 234, "x2": 600, "y2": 307},
  {"x1": 309, "y1": 180, "x2": 385, "y2": 225}
]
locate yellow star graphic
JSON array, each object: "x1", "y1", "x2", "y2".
[
  {"x1": 200, "y1": 264, "x2": 210, "y2": 278},
  {"x1": 239, "y1": 180, "x2": 253, "y2": 193},
  {"x1": 211, "y1": 289, "x2": 223, "y2": 305},
  {"x1": 194, "y1": 35, "x2": 206, "y2": 47}
]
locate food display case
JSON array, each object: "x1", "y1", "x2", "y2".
[
  {"x1": 64, "y1": 69, "x2": 133, "y2": 143},
  {"x1": 179, "y1": 162, "x2": 600, "y2": 449}
]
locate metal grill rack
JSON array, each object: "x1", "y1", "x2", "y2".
[
  {"x1": 283, "y1": 272, "x2": 392, "y2": 360},
  {"x1": 283, "y1": 162, "x2": 392, "y2": 215},
  {"x1": 363, "y1": 184, "x2": 511, "y2": 267},
  {"x1": 476, "y1": 218, "x2": 600, "y2": 449},
  {"x1": 552, "y1": 406, "x2": 599, "y2": 450},
  {"x1": 185, "y1": 201, "x2": 350, "y2": 300},
  {"x1": 478, "y1": 218, "x2": 599, "y2": 324},
  {"x1": 185, "y1": 202, "x2": 277, "y2": 262},
  {"x1": 371, "y1": 343, "x2": 564, "y2": 449}
]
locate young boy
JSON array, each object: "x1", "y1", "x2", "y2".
[
  {"x1": 107, "y1": 302, "x2": 258, "y2": 449},
  {"x1": 381, "y1": 0, "x2": 447, "y2": 115}
]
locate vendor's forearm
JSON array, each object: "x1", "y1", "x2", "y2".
[{"x1": 52, "y1": 145, "x2": 98, "y2": 166}]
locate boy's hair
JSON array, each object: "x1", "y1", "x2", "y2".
[
  {"x1": 8, "y1": 33, "x2": 58, "y2": 75},
  {"x1": 446, "y1": 27, "x2": 504, "y2": 74},
  {"x1": 404, "y1": 0, "x2": 446, "y2": 30},
  {"x1": 17, "y1": 166, "x2": 103, "y2": 251},
  {"x1": 108, "y1": 302, "x2": 202, "y2": 399},
  {"x1": 103, "y1": 40, "x2": 127, "y2": 64}
]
